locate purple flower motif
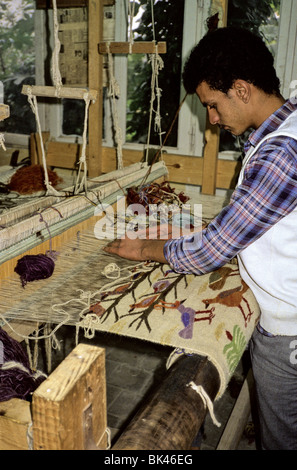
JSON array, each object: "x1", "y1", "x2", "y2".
[
  {"x1": 153, "y1": 280, "x2": 171, "y2": 293},
  {"x1": 177, "y1": 304, "x2": 196, "y2": 339}
]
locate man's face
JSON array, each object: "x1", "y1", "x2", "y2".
[{"x1": 196, "y1": 81, "x2": 251, "y2": 136}]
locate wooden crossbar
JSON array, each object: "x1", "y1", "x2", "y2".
[
  {"x1": 99, "y1": 41, "x2": 167, "y2": 55},
  {"x1": 21, "y1": 85, "x2": 98, "y2": 101}
]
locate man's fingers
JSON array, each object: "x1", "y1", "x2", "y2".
[{"x1": 104, "y1": 239, "x2": 121, "y2": 253}]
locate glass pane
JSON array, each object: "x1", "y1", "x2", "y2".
[
  {"x1": 0, "y1": 0, "x2": 36, "y2": 135},
  {"x1": 219, "y1": 0, "x2": 281, "y2": 152},
  {"x1": 126, "y1": 0, "x2": 185, "y2": 148},
  {"x1": 62, "y1": 98, "x2": 86, "y2": 136}
]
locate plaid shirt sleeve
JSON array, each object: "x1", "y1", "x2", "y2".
[{"x1": 163, "y1": 136, "x2": 297, "y2": 275}]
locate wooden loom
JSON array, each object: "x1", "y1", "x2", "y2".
[{"x1": 0, "y1": 0, "x2": 255, "y2": 452}]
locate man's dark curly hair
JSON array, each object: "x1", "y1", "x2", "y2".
[{"x1": 182, "y1": 27, "x2": 281, "y2": 96}]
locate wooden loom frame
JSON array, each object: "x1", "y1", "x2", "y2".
[
  {"x1": 0, "y1": 0, "x2": 255, "y2": 451},
  {"x1": 28, "y1": 0, "x2": 239, "y2": 195}
]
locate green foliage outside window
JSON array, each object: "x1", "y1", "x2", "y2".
[
  {"x1": 126, "y1": 0, "x2": 185, "y2": 148},
  {"x1": 0, "y1": 0, "x2": 35, "y2": 135}
]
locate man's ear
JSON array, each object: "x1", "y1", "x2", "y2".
[{"x1": 233, "y1": 79, "x2": 251, "y2": 104}]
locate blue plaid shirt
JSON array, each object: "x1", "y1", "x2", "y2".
[{"x1": 164, "y1": 100, "x2": 297, "y2": 274}]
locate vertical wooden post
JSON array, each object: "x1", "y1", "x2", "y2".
[
  {"x1": 201, "y1": 0, "x2": 228, "y2": 195},
  {"x1": 32, "y1": 343, "x2": 107, "y2": 450},
  {"x1": 88, "y1": 0, "x2": 103, "y2": 177}
]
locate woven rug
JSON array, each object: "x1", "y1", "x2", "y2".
[{"x1": 1, "y1": 231, "x2": 260, "y2": 398}]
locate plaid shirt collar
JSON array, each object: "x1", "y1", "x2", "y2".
[{"x1": 244, "y1": 99, "x2": 297, "y2": 153}]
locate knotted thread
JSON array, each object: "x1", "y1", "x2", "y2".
[
  {"x1": 0, "y1": 133, "x2": 6, "y2": 151},
  {"x1": 106, "y1": 42, "x2": 123, "y2": 170},
  {"x1": 101, "y1": 262, "x2": 121, "y2": 279},
  {"x1": 187, "y1": 381, "x2": 221, "y2": 427}
]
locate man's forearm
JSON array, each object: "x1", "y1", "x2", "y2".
[{"x1": 140, "y1": 239, "x2": 167, "y2": 263}]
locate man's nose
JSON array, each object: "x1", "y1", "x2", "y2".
[{"x1": 208, "y1": 108, "x2": 220, "y2": 125}]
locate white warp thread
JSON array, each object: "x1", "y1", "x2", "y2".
[
  {"x1": 0, "y1": 133, "x2": 6, "y2": 151},
  {"x1": 187, "y1": 381, "x2": 221, "y2": 427}
]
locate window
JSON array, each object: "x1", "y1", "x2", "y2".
[
  {"x1": 104, "y1": 0, "x2": 211, "y2": 158},
  {"x1": 1, "y1": 0, "x2": 296, "y2": 164},
  {"x1": 219, "y1": 0, "x2": 281, "y2": 153},
  {"x1": 0, "y1": 0, "x2": 35, "y2": 145}
]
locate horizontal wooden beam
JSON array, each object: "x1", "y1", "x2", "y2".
[
  {"x1": 113, "y1": 354, "x2": 220, "y2": 450},
  {"x1": 29, "y1": 137, "x2": 240, "y2": 189},
  {"x1": 22, "y1": 85, "x2": 98, "y2": 101},
  {"x1": 99, "y1": 41, "x2": 167, "y2": 55},
  {"x1": 36, "y1": 0, "x2": 114, "y2": 8}
]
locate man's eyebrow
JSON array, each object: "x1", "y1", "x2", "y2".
[{"x1": 201, "y1": 101, "x2": 216, "y2": 108}]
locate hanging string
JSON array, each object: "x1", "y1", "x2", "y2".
[
  {"x1": 51, "y1": 0, "x2": 63, "y2": 94},
  {"x1": 145, "y1": 0, "x2": 164, "y2": 163},
  {"x1": 74, "y1": 92, "x2": 91, "y2": 194},
  {"x1": 141, "y1": 92, "x2": 188, "y2": 186},
  {"x1": 0, "y1": 133, "x2": 6, "y2": 151},
  {"x1": 24, "y1": 0, "x2": 93, "y2": 196},
  {"x1": 128, "y1": 0, "x2": 136, "y2": 53},
  {"x1": 106, "y1": 42, "x2": 124, "y2": 170},
  {"x1": 187, "y1": 381, "x2": 221, "y2": 428},
  {"x1": 27, "y1": 90, "x2": 62, "y2": 197}
]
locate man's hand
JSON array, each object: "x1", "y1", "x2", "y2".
[{"x1": 104, "y1": 236, "x2": 167, "y2": 263}]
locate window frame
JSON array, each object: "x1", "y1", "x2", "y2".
[{"x1": 3, "y1": 0, "x2": 296, "y2": 162}]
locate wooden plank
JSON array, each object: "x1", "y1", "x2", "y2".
[
  {"x1": 99, "y1": 41, "x2": 167, "y2": 55},
  {"x1": 0, "y1": 104, "x2": 9, "y2": 121},
  {"x1": 0, "y1": 399, "x2": 32, "y2": 450},
  {"x1": 216, "y1": 158, "x2": 241, "y2": 190},
  {"x1": 36, "y1": 0, "x2": 88, "y2": 7},
  {"x1": 30, "y1": 132, "x2": 50, "y2": 165},
  {"x1": 2, "y1": 321, "x2": 40, "y2": 343},
  {"x1": 37, "y1": 138, "x2": 82, "y2": 168},
  {"x1": 112, "y1": 354, "x2": 220, "y2": 450},
  {"x1": 36, "y1": 0, "x2": 114, "y2": 7},
  {"x1": 22, "y1": 84, "x2": 97, "y2": 101},
  {"x1": 32, "y1": 343, "x2": 107, "y2": 450},
  {"x1": 216, "y1": 369, "x2": 254, "y2": 450},
  {"x1": 201, "y1": 0, "x2": 228, "y2": 195},
  {"x1": 87, "y1": 0, "x2": 103, "y2": 177},
  {"x1": 201, "y1": 121, "x2": 220, "y2": 195},
  {"x1": 44, "y1": 141, "x2": 239, "y2": 188}
]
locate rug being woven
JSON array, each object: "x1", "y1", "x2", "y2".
[
  {"x1": 72, "y1": 260, "x2": 259, "y2": 398},
  {"x1": 0, "y1": 232, "x2": 260, "y2": 398}
]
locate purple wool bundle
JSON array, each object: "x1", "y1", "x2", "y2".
[
  {"x1": 14, "y1": 252, "x2": 55, "y2": 287},
  {"x1": 0, "y1": 327, "x2": 46, "y2": 402}
]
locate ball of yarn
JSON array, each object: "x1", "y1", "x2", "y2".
[
  {"x1": 14, "y1": 253, "x2": 55, "y2": 287},
  {"x1": 7, "y1": 164, "x2": 62, "y2": 195},
  {"x1": 0, "y1": 327, "x2": 46, "y2": 402}
]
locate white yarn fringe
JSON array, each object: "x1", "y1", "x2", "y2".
[{"x1": 187, "y1": 381, "x2": 221, "y2": 428}]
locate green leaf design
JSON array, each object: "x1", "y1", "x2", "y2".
[{"x1": 223, "y1": 325, "x2": 247, "y2": 374}]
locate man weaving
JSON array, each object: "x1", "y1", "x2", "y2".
[{"x1": 105, "y1": 27, "x2": 297, "y2": 450}]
